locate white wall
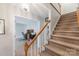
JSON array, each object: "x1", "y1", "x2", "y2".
[
  {"x1": 0, "y1": 3, "x2": 33, "y2": 56},
  {"x1": 0, "y1": 3, "x2": 49, "y2": 56},
  {"x1": 0, "y1": 3, "x2": 61, "y2": 56},
  {"x1": 61, "y1": 3, "x2": 78, "y2": 14},
  {"x1": 0, "y1": 4, "x2": 13, "y2": 56},
  {"x1": 36, "y1": 4, "x2": 61, "y2": 48},
  {"x1": 53, "y1": 3, "x2": 61, "y2": 13},
  {"x1": 43, "y1": 3, "x2": 61, "y2": 35}
]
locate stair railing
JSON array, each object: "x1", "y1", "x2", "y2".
[
  {"x1": 24, "y1": 20, "x2": 50, "y2": 56},
  {"x1": 76, "y1": 9, "x2": 79, "y2": 26}
]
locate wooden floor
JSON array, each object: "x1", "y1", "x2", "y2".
[
  {"x1": 15, "y1": 39, "x2": 25, "y2": 56},
  {"x1": 15, "y1": 39, "x2": 41, "y2": 56}
]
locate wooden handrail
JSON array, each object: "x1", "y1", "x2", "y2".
[
  {"x1": 24, "y1": 21, "x2": 50, "y2": 56},
  {"x1": 50, "y1": 3, "x2": 61, "y2": 15},
  {"x1": 76, "y1": 9, "x2": 79, "y2": 26}
]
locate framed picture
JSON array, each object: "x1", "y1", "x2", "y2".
[{"x1": 0, "y1": 19, "x2": 5, "y2": 34}]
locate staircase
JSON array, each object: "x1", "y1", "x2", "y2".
[{"x1": 40, "y1": 11, "x2": 79, "y2": 56}]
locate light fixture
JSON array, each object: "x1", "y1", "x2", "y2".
[{"x1": 21, "y1": 3, "x2": 30, "y2": 12}]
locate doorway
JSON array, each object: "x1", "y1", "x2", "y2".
[{"x1": 15, "y1": 16, "x2": 40, "y2": 56}]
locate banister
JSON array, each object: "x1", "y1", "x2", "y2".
[
  {"x1": 50, "y1": 3, "x2": 61, "y2": 15},
  {"x1": 24, "y1": 20, "x2": 50, "y2": 56},
  {"x1": 76, "y1": 9, "x2": 79, "y2": 26}
]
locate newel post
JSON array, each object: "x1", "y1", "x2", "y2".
[{"x1": 24, "y1": 42, "x2": 29, "y2": 56}]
